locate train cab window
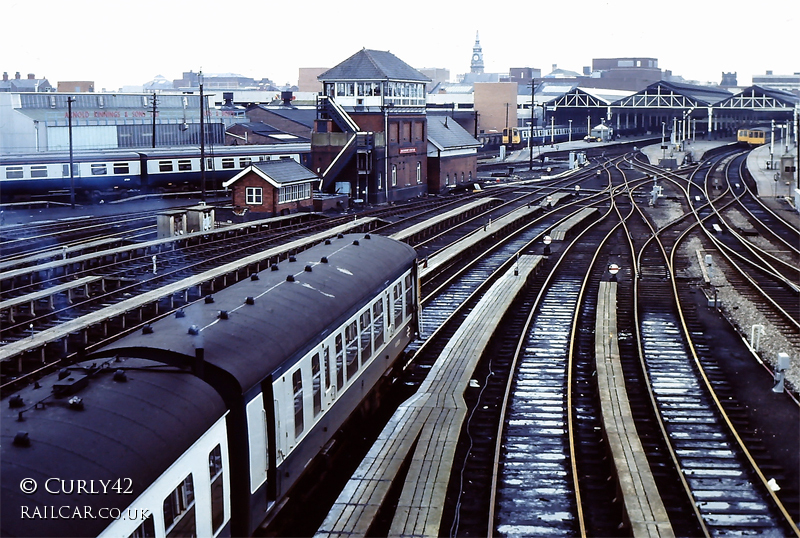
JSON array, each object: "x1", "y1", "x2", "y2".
[
  {"x1": 209, "y1": 445, "x2": 225, "y2": 534},
  {"x1": 113, "y1": 162, "x2": 130, "y2": 174},
  {"x1": 163, "y1": 475, "x2": 195, "y2": 538},
  {"x1": 221, "y1": 158, "x2": 235, "y2": 169},
  {"x1": 372, "y1": 300, "x2": 384, "y2": 349},
  {"x1": 128, "y1": 514, "x2": 155, "y2": 538},
  {"x1": 159, "y1": 161, "x2": 174, "y2": 172},
  {"x1": 293, "y1": 369, "x2": 304, "y2": 438},
  {"x1": 6, "y1": 166, "x2": 23, "y2": 179},
  {"x1": 345, "y1": 321, "x2": 358, "y2": 380},
  {"x1": 178, "y1": 159, "x2": 192, "y2": 171},
  {"x1": 393, "y1": 283, "x2": 403, "y2": 328},
  {"x1": 405, "y1": 274, "x2": 414, "y2": 321},
  {"x1": 311, "y1": 353, "x2": 322, "y2": 417},
  {"x1": 30, "y1": 165, "x2": 48, "y2": 178},
  {"x1": 359, "y1": 310, "x2": 372, "y2": 363},
  {"x1": 239, "y1": 157, "x2": 252, "y2": 168},
  {"x1": 91, "y1": 163, "x2": 107, "y2": 176},
  {"x1": 335, "y1": 334, "x2": 344, "y2": 390},
  {"x1": 246, "y1": 187, "x2": 262, "y2": 205}
]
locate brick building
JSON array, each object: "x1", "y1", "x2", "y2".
[
  {"x1": 426, "y1": 116, "x2": 481, "y2": 194},
  {"x1": 313, "y1": 49, "x2": 431, "y2": 204},
  {"x1": 223, "y1": 159, "x2": 318, "y2": 217}
]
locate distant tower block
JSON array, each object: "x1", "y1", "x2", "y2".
[{"x1": 471, "y1": 31, "x2": 485, "y2": 74}]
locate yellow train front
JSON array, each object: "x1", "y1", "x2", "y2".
[{"x1": 737, "y1": 127, "x2": 770, "y2": 146}]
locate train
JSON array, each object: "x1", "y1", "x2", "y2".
[
  {"x1": 737, "y1": 126, "x2": 773, "y2": 146},
  {"x1": 1, "y1": 233, "x2": 419, "y2": 538},
  {"x1": 0, "y1": 143, "x2": 311, "y2": 200},
  {"x1": 480, "y1": 124, "x2": 590, "y2": 153}
]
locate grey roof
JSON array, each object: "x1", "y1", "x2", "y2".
[
  {"x1": 427, "y1": 116, "x2": 481, "y2": 151},
  {"x1": 234, "y1": 122, "x2": 309, "y2": 142},
  {"x1": 319, "y1": 49, "x2": 430, "y2": 83},
  {"x1": 223, "y1": 158, "x2": 318, "y2": 189},
  {"x1": 251, "y1": 105, "x2": 317, "y2": 128},
  {"x1": 96, "y1": 234, "x2": 417, "y2": 393}
]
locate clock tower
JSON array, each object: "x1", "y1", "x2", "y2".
[{"x1": 470, "y1": 31, "x2": 484, "y2": 74}]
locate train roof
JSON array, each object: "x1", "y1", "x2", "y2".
[
  {"x1": 93, "y1": 234, "x2": 417, "y2": 395},
  {"x1": 1, "y1": 357, "x2": 227, "y2": 538}
]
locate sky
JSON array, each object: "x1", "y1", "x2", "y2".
[{"x1": 3, "y1": 0, "x2": 797, "y2": 92}]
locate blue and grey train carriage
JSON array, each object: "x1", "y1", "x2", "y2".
[{"x1": 1, "y1": 233, "x2": 418, "y2": 537}]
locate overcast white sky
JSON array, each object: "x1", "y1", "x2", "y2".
[{"x1": 3, "y1": 0, "x2": 797, "y2": 91}]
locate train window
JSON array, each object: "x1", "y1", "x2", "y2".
[
  {"x1": 159, "y1": 161, "x2": 173, "y2": 172},
  {"x1": 335, "y1": 334, "x2": 344, "y2": 390},
  {"x1": 323, "y1": 346, "x2": 331, "y2": 390},
  {"x1": 293, "y1": 369, "x2": 304, "y2": 438},
  {"x1": 360, "y1": 310, "x2": 372, "y2": 363},
  {"x1": 206, "y1": 158, "x2": 214, "y2": 170},
  {"x1": 405, "y1": 274, "x2": 414, "y2": 321},
  {"x1": 209, "y1": 445, "x2": 224, "y2": 533},
  {"x1": 163, "y1": 475, "x2": 195, "y2": 538},
  {"x1": 178, "y1": 159, "x2": 192, "y2": 171},
  {"x1": 221, "y1": 158, "x2": 235, "y2": 169},
  {"x1": 311, "y1": 353, "x2": 322, "y2": 417},
  {"x1": 393, "y1": 283, "x2": 403, "y2": 328},
  {"x1": 113, "y1": 163, "x2": 130, "y2": 174},
  {"x1": 128, "y1": 514, "x2": 155, "y2": 538},
  {"x1": 246, "y1": 187, "x2": 262, "y2": 204},
  {"x1": 6, "y1": 166, "x2": 23, "y2": 179},
  {"x1": 30, "y1": 165, "x2": 48, "y2": 178},
  {"x1": 345, "y1": 321, "x2": 358, "y2": 380},
  {"x1": 239, "y1": 157, "x2": 252, "y2": 168},
  {"x1": 62, "y1": 164, "x2": 70, "y2": 177},
  {"x1": 372, "y1": 300, "x2": 384, "y2": 349},
  {"x1": 91, "y1": 164, "x2": 107, "y2": 176}
]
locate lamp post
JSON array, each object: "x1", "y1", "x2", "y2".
[
  {"x1": 568, "y1": 119, "x2": 572, "y2": 143},
  {"x1": 67, "y1": 96, "x2": 75, "y2": 209},
  {"x1": 661, "y1": 121, "x2": 666, "y2": 161},
  {"x1": 587, "y1": 115, "x2": 591, "y2": 140}
]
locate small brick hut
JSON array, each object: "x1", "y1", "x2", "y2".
[{"x1": 223, "y1": 159, "x2": 319, "y2": 217}]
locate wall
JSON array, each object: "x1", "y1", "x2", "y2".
[{"x1": 474, "y1": 82, "x2": 518, "y2": 135}]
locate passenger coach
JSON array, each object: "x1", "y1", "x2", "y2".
[{"x1": 1, "y1": 234, "x2": 419, "y2": 538}]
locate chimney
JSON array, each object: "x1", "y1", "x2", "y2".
[
  {"x1": 281, "y1": 91, "x2": 293, "y2": 106},
  {"x1": 15, "y1": 72, "x2": 21, "y2": 79},
  {"x1": 2, "y1": 72, "x2": 7, "y2": 82},
  {"x1": 28, "y1": 73, "x2": 35, "y2": 80}
]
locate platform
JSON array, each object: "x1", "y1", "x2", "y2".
[
  {"x1": 0, "y1": 275, "x2": 103, "y2": 325},
  {"x1": 316, "y1": 255, "x2": 543, "y2": 538},
  {"x1": 549, "y1": 207, "x2": 600, "y2": 240},
  {"x1": 595, "y1": 281, "x2": 674, "y2": 538},
  {"x1": 390, "y1": 198, "x2": 502, "y2": 244}
]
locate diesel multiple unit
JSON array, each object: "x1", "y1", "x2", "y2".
[{"x1": 1, "y1": 234, "x2": 419, "y2": 538}]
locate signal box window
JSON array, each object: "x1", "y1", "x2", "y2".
[{"x1": 246, "y1": 187, "x2": 262, "y2": 205}]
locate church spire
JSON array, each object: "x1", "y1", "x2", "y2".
[{"x1": 470, "y1": 31, "x2": 484, "y2": 74}]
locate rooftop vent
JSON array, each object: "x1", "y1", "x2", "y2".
[
  {"x1": 53, "y1": 374, "x2": 89, "y2": 398},
  {"x1": 142, "y1": 325, "x2": 154, "y2": 334},
  {"x1": 364, "y1": 234, "x2": 371, "y2": 239},
  {"x1": 68, "y1": 396, "x2": 84, "y2": 410},
  {"x1": 218, "y1": 310, "x2": 229, "y2": 320},
  {"x1": 286, "y1": 275, "x2": 295, "y2": 282},
  {"x1": 58, "y1": 369, "x2": 70, "y2": 380},
  {"x1": 9, "y1": 395, "x2": 24, "y2": 408},
  {"x1": 271, "y1": 264, "x2": 279, "y2": 271},
  {"x1": 251, "y1": 273, "x2": 260, "y2": 281},
  {"x1": 321, "y1": 257, "x2": 329, "y2": 263},
  {"x1": 325, "y1": 239, "x2": 332, "y2": 245},
  {"x1": 353, "y1": 240, "x2": 360, "y2": 246},
  {"x1": 113, "y1": 370, "x2": 127, "y2": 383},
  {"x1": 245, "y1": 296, "x2": 255, "y2": 305},
  {"x1": 188, "y1": 325, "x2": 200, "y2": 335},
  {"x1": 205, "y1": 295, "x2": 214, "y2": 304},
  {"x1": 337, "y1": 234, "x2": 344, "y2": 239},
  {"x1": 176, "y1": 309, "x2": 186, "y2": 318},
  {"x1": 289, "y1": 256, "x2": 297, "y2": 262},
  {"x1": 305, "y1": 265, "x2": 312, "y2": 272}
]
